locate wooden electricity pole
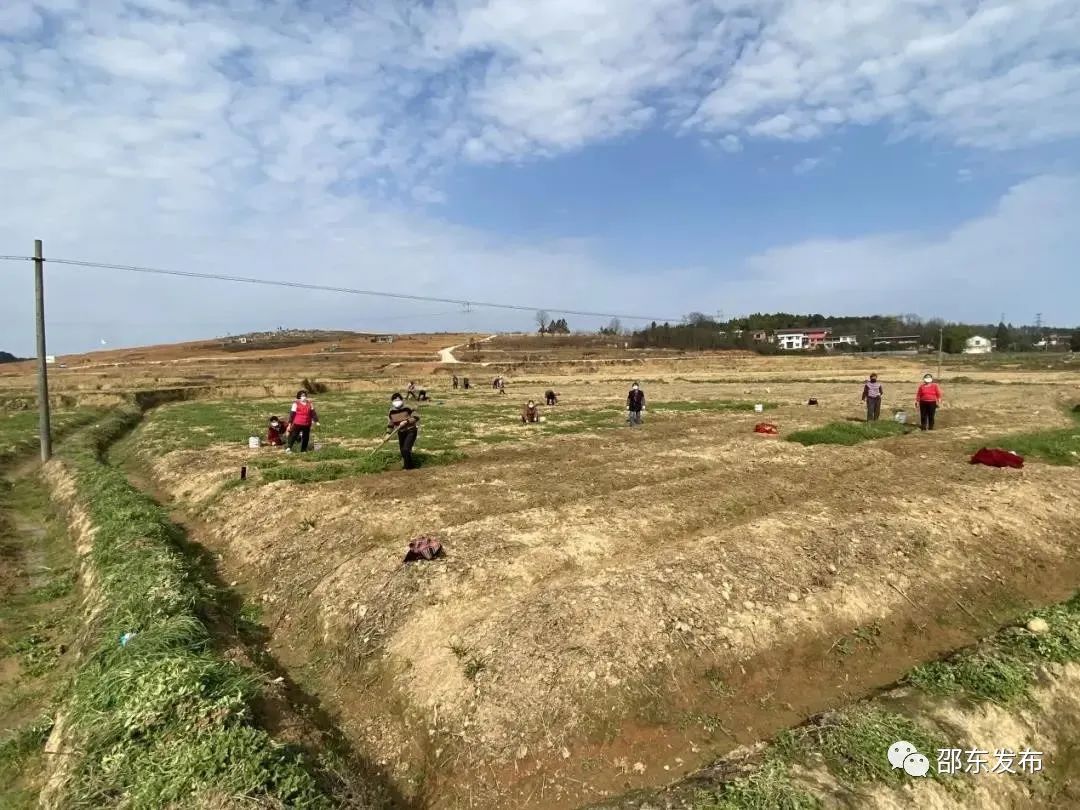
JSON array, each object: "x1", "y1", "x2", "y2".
[{"x1": 34, "y1": 239, "x2": 52, "y2": 461}]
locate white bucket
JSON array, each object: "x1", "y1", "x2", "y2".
[
  {"x1": 894, "y1": 411, "x2": 907, "y2": 424},
  {"x1": 754, "y1": 403, "x2": 764, "y2": 413},
  {"x1": 248, "y1": 436, "x2": 260, "y2": 449}
]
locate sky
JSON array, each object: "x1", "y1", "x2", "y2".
[{"x1": 2, "y1": 0, "x2": 1079, "y2": 355}]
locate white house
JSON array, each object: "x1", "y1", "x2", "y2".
[
  {"x1": 775, "y1": 329, "x2": 807, "y2": 350},
  {"x1": 964, "y1": 335, "x2": 993, "y2": 354},
  {"x1": 822, "y1": 335, "x2": 858, "y2": 349}
]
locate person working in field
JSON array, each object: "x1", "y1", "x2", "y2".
[
  {"x1": 521, "y1": 400, "x2": 540, "y2": 425},
  {"x1": 387, "y1": 392, "x2": 420, "y2": 470},
  {"x1": 861, "y1": 373, "x2": 884, "y2": 421},
  {"x1": 627, "y1": 382, "x2": 645, "y2": 426},
  {"x1": 417, "y1": 387, "x2": 429, "y2": 402},
  {"x1": 545, "y1": 390, "x2": 558, "y2": 406},
  {"x1": 463, "y1": 377, "x2": 470, "y2": 390},
  {"x1": 915, "y1": 374, "x2": 943, "y2": 431},
  {"x1": 452, "y1": 374, "x2": 459, "y2": 390},
  {"x1": 266, "y1": 416, "x2": 286, "y2": 446},
  {"x1": 286, "y1": 390, "x2": 319, "y2": 452},
  {"x1": 405, "y1": 381, "x2": 418, "y2": 400}
]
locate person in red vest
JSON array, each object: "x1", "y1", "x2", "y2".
[
  {"x1": 286, "y1": 390, "x2": 319, "y2": 452},
  {"x1": 915, "y1": 374, "x2": 943, "y2": 431}
]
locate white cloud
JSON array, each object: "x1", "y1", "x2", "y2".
[
  {"x1": 691, "y1": 0, "x2": 1080, "y2": 150},
  {"x1": 719, "y1": 174, "x2": 1080, "y2": 323},
  {"x1": 792, "y1": 156, "x2": 822, "y2": 175},
  {"x1": 1, "y1": 1, "x2": 1079, "y2": 354}
]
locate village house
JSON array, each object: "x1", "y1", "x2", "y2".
[{"x1": 964, "y1": 335, "x2": 993, "y2": 354}]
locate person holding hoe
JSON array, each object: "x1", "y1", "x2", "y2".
[
  {"x1": 915, "y1": 373, "x2": 943, "y2": 431},
  {"x1": 286, "y1": 390, "x2": 319, "y2": 452},
  {"x1": 387, "y1": 392, "x2": 420, "y2": 470}
]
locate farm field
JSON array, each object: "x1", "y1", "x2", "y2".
[{"x1": 2, "y1": 335, "x2": 1079, "y2": 808}]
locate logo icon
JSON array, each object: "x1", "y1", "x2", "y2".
[{"x1": 888, "y1": 741, "x2": 930, "y2": 777}]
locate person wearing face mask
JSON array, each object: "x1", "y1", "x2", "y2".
[
  {"x1": 266, "y1": 416, "x2": 286, "y2": 447},
  {"x1": 915, "y1": 374, "x2": 943, "y2": 431},
  {"x1": 627, "y1": 382, "x2": 645, "y2": 426},
  {"x1": 387, "y1": 392, "x2": 420, "y2": 469},
  {"x1": 286, "y1": 390, "x2": 319, "y2": 452},
  {"x1": 861, "y1": 373, "x2": 884, "y2": 421},
  {"x1": 521, "y1": 400, "x2": 540, "y2": 424}
]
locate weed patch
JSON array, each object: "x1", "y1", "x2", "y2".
[
  {"x1": 652, "y1": 400, "x2": 776, "y2": 413},
  {"x1": 797, "y1": 707, "x2": 948, "y2": 786},
  {"x1": 787, "y1": 420, "x2": 908, "y2": 446},
  {"x1": 980, "y1": 408, "x2": 1080, "y2": 466},
  {"x1": 691, "y1": 759, "x2": 820, "y2": 809},
  {"x1": 907, "y1": 591, "x2": 1080, "y2": 703}
]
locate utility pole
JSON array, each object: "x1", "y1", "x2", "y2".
[
  {"x1": 34, "y1": 239, "x2": 53, "y2": 462},
  {"x1": 937, "y1": 326, "x2": 944, "y2": 380}
]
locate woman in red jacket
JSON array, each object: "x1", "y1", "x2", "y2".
[{"x1": 915, "y1": 374, "x2": 943, "y2": 431}]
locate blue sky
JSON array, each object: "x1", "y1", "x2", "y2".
[{"x1": 1, "y1": 0, "x2": 1079, "y2": 354}]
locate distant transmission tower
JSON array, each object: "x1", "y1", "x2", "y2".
[{"x1": 1035, "y1": 312, "x2": 1043, "y2": 330}]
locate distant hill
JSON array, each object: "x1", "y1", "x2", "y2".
[{"x1": 0, "y1": 351, "x2": 25, "y2": 364}]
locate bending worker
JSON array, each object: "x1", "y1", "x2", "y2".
[
  {"x1": 521, "y1": 400, "x2": 540, "y2": 425},
  {"x1": 387, "y1": 392, "x2": 421, "y2": 470}
]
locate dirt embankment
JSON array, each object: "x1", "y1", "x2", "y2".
[{"x1": 136, "y1": 378, "x2": 1080, "y2": 809}]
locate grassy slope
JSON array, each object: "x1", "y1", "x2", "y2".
[{"x1": 50, "y1": 407, "x2": 337, "y2": 808}]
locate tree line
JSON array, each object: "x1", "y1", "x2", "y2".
[{"x1": 628, "y1": 312, "x2": 1080, "y2": 354}]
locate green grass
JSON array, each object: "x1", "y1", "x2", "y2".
[
  {"x1": 907, "y1": 591, "x2": 1080, "y2": 703},
  {"x1": 791, "y1": 707, "x2": 949, "y2": 787},
  {"x1": 651, "y1": 400, "x2": 776, "y2": 413},
  {"x1": 0, "y1": 408, "x2": 105, "y2": 469},
  {"x1": 52, "y1": 407, "x2": 335, "y2": 808},
  {"x1": 134, "y1": 395, "x2": 638, "y2": 465},
  {"x1": 787, "y1": 420, "x2": 909, "y2": 446},
  {"x1": 980, "y1": 407, "x2": 1080, "y2": 466},
  {"x1": 691, "y1": 760, "x2": 820, "y2": 810}
]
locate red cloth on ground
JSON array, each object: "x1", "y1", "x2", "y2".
[
  {"x1": 970, "y1": 448, "x2": 1024, "y2": 468},
  {"x1": 754, "y1": 422, "x2": 779, "y2": 435}
]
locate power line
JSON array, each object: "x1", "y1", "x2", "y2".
[{"x1": 0, "y1": 253, "x2": 679, "y2": 323}]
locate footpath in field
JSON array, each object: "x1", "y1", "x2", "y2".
[{"x1": 0, "y1": 465, "x2": 81, "y2": 809}]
